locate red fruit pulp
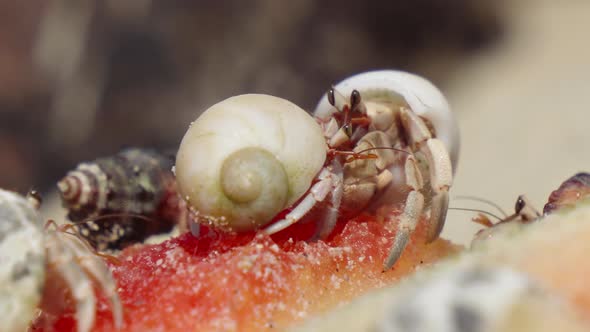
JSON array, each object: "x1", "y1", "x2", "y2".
[{"x1": 32, "y1": 211, "x2": 458, "y2": 332}]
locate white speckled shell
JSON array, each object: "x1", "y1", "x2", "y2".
[
  {"x1": 374, "y1": 265, "x2": 537, "y2": 332},
  {"x1": 176, "y1": 94, "x2": 327, "y2": 231},
  {"x1": 314, "y1": 70, "x2": 460, "y2": 171},
  {"x1": 0, "y1": 189, "x2": 45, "y2": 332}
]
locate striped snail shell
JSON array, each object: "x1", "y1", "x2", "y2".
[
  {"x1": 175, "y1": 94, "x2": 327, "y2": 232},
  {"x1": 57, "y1": 148, "x2": 184, "y2": 250}
]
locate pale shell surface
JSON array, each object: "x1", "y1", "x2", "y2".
[
  {"x1": 0, "y1": 189, "x2": 45, "y2": 332},
  {"x1": 176, "y1": 94, "x2": 327, "y2": 231}
]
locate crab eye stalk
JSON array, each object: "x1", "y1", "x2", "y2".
[
  {"x1": 350, "y1": 89, "x2": 361, "y2": 110},
  {"x1": 327, "y1": 87, "x2": 336, "y2": 107},
  {"x1": 515, "y1": 196, "x2": 526, "y2": 214},
  {"x1": 26, "y1": 189, "x2": 42, "y2": 209},
  {"x1": 327, "y1": 86, "x2": 348, "y2": 113}
]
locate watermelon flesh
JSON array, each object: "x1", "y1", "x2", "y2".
[{"x1": 31, "y1": 211, "x2": 459, "y2": 332}]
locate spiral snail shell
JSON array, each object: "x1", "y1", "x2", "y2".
[{"x1": 175, "y1": 94, "x2": 327, "y2": 232}]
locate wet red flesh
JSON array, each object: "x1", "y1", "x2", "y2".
[{"x1": 32, "y1": 211, "x2": 458, "y2": 332}]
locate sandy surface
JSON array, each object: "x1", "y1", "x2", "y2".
[{"x1": 441, "y1": 0, "x2": 590, "y2": 244}]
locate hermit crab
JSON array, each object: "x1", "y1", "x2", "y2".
[
  {"x1": 470, "y1": 172, "x2": 590, "y2": 247},
  {"x1": 314, "y1": 70, "x2": 458, "y2": 268},
  {"x1": 58, "y1": 148, "x2": 187, "y2": 250},
  {"x1": 0, "y1": 189, "x2": 122, "y2": 332},
  {"x1": 175, "y1": 70, "x2": 459, "y2": 270}
]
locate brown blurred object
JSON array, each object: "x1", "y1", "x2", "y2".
[
  {"x1": 0, "y1": 0, "x2": 504, "y2": 193},
  {"x1": 0, "y1": 1, "x2": 47, "y2": 102}
]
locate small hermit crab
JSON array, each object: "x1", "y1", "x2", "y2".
[
  {"x1": 314, "y1": 70, "x2": 459, "y2": 268},
  {"x1": 58, "y1": 148, "x2": 187, "y2": 251},
  {"x1": 470, "y1": 195, "x2": 541, "y2": 246},
  {"x1": 175, "y1": 70, "x2": 459, "y2": 270},
  {"x1": 0, "y1": 189, "x2": 122, "y2": 332},
  {"x1": 471, "y1": 172, "x2": 590, "y2": 246}
]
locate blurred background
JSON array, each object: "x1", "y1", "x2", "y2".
[{"x1": 0, "y1": 0, "x2": 588, "y2": 244}]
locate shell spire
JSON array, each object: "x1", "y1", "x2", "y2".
[{"x1": 56, "y1": 174, "x2": 80, "y2": 202}]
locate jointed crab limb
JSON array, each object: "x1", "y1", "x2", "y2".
[
  {"x1": 45, "y1": 231, "x2": 96, "y2": 332},
  {"x1": 45, "y1": 227, "x2": 123, "y2": 332},
  {"x1": 400, "y1": 108, "x2": 453, "y2": 243},
  {"x1": 262, "y1": 165, "x2": 341, "y2": 235},
  {"x1": 312, "y1": 162, "x2": 344, "y2": 240},
  {"x1": 64, "y1": 233, "x2": 123, "y2": 328},
  {"x1": 420, "y1": 139, "x2": 452, "y2": 242},
  {"x1": 427, "y1": 191, "x2": 449, "y2": 242},
  {"x1": 384, "y1": 155, "x2": 425, "y2": 271}
]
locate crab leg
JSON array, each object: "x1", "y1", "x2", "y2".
[
  {"x1": 45, "y1": 231, "x2": 97, "y2": 332},
  {"x1": 262, "y1": 165, "x2": 338, "y2": 235},
  {"x1": 312, "y1": 161, "x2": 344, "y2": 240},
  {"x1": 420, "y1": 139, "x2": 452, "y2": 242},
  {"x1": 63, "y1": 233, "x2": 123, "y2": 329},
  {"x1": 383, "y1": 154, "x2": 425, "y2": 270},
  {"x1": 401, "y1": 108, "x2": 453, "y2": 243}
]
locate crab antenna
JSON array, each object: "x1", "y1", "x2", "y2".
[
  {"x1": 75, "y1": 212, "x2": 164, "y2": 226},
  {"x1": 447, "y1": 207, "x2": 504, "y2": 222},
  {"x1": 454, "y1": 195, "x2": 508, "y2": 217},
  {"x1": 341, "y1": 147, "x2": 411, "y2": 164},
  {"x1": 354, "y1": 146, "x2": 411, "y2": 156},
  {"x1": 46, "y1": 219, "x2": 123, "y2": 265}
]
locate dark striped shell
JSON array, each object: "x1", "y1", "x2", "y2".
[
  {"x1": 543, "y1": 172, "x2": 590, "y2": 215},
  {"x1": 58, "y1": 148, "x2": 186, "y2": 250}
]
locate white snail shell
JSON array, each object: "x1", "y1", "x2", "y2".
[
  {"x1": 0, "y1": 189, "x2": 45, "y2": 332},
  {"x1": 175, "y1": 94, "x2": 327, "y2": 232},
  {"x1": 314, "y1": 70, "x2": 460, "y2": 171}
]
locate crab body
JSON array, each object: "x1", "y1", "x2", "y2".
[
  {"x1": 0, "y1": 189, "x2": 122, "y2": 332},
  {"x1": 311, "y1": 70, "x2": 457, "y2": 269}
]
